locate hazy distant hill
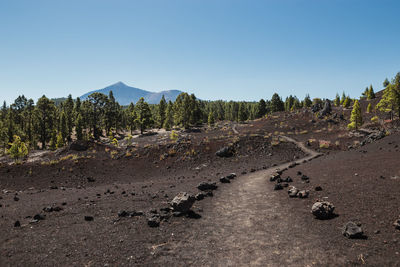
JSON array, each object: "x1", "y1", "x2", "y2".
[{"x1": 79, "y1": 82, "x2": 184, "y2": 105}]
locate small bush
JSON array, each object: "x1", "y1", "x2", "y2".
[
  {"x1": 7, "y1": 135, "x2": 28, "y2": 161},
  {"x1": 347, "y1": 121, "x2": 356, "y2": 130},
  {"x1": 319, "y1": 140, "x2": 330, "y2": 149},
  {"x1": 371, "y1": 116, "x2": 379, "y2": 123},
  {"x1": 170, "y1": 130, "x2": 178, "y2": 142},
  {"x1": 112, "y1": 138, "x2": 119, "y2": 147}
]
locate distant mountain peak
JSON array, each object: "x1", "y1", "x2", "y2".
[
  {"x1": 113, "y1": 81, "x2": 127, "y2": 86},
  {"x1": 80, "y1": 82, "x2": 184, "y2": 105}
]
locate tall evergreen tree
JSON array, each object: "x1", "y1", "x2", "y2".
[
  {"x1": 270, "y1": 93, "x2": 285, "y2": 112},
  {"x1": 64, "y1": 94, "x2": 74, "y2": 142},
  {"x1": 164, "y1": 101, "x2": 174, "y2": 130},
  {"x1": 87, "y1": 92, "x2": 108, "y2": 139},
  {"x1": 334, "y1": 93, "x2": 340, "y2": 107},
  {"x1": 348, "y1": 100, "x2": 363, "y2": 130},
  {"x1": 59, "y1": 111, "x2": 68, "y2": 143},
  {"x1": 238, "y1": 102, "x2": 247, "y2": 122},
  {"x1": 134, "y1": 97, "x2": 153, "y2": 134},
  {"x1": 303, "y1": 94, "x2": 312, "y2": 108},
  {"x1": 173, "y1": 93, "x2": 191, "y2": 129},
  {"x1": 383, "y1": 78, "x2": 390, "y2": 88},
  {"x1": 376, "y1": 83, "x2": 399, "y2": 120},
  {"x1": 158, "y1": 95, "x2": 166, "y2": 128},
  {"x1": 367, "y1": 85, "x2": 375, "y2": 100},
  {"x1": 75, "y1": 113, "x2": 84, "y2": 141},
  {"x1": 256, "y1": 99, "x2": 266, "y2": 118},
  {"x1": 34, "y1": 96, "x2": 56, "y2": 149}
]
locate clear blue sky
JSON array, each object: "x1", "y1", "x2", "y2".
[{"x1": 1, "y1": 0, "x2": 399, "y2": 104}]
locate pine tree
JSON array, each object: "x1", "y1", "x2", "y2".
[
  {"x1": 158, "y1": 95, "x2": 167, "y2": 128},
  {"x1": 256, "y1": 99, "x2": 266, "y2": 118},
  {"x1": 340, "y1": 92, "x2": 346, "y2": 105},
  {"x1": 34, "y1": 96, "x2": 56, "y2": 149},
  {"x1": 173, "y1": 93, "x2": 191, "y2": 129},
  {"x1": 87, "y1": 92, "x2": 108, "y2": 139},
  {"x1": 366, "y1": 103, "x2": 372, "y2": 113},
  {"x1": 362, "y1": 87, "x2": 369, "y2": 98},
  {"x1": 7, "y1": 135, "x2": 28, "y2": 161},
  {"x1": 334, "y1": 93, "x2": 340, "y2": 107},
  {"x1": 189, "y1": 94, "x2": 202, "y2": 126},
  {"x1": 59, "y1": 111, "x2": 68, "y2": 143},
  {"x1": 208, "y1": 111, "x2": 215, "y2": 126},
  {"x1": 367, "y1": 85, "x2": 375, "y2": 100},
  {"x1": 75, "y1": 113, "x2": 84, "y2": 141},
  {"x1": 303, "y1": 94, "x2": 312, "y2": 108},
  {"x1": 134, "y1": 97, "x2": 153, "y2": 134},
  {"x1": 49, "y1": 130, "x2": 57, "y2": 150},
  {"x1": 348, "y1": 100, "x2": 363, "y2": 130},
  {"x1": 270, "y1": 93, "x2": 285, "y2": 112},
  {"x1": 383, "y1": 78, "x2": 390, "y2": 88},
  {"x1": 238, "y1": 102, "x2": 247, "y2": 122},
  {"x1": 376, "y1": 83, "x2": 399, "y2": 120},
  {"x1": 342, "y1": 97, "x2": 351, "y2": 108},
  {"x1": 104, "y1": 91, "x2": 118, "y2": 135},
  {"x1": 56, "y1": 132, "x2": 64, "y2": 148},
  {"x1": 164, "y1": 101, "x2": 174, "y2": 130},
  {"x1": 64, "y1": 94, "x2": 74, "y2": 141}
]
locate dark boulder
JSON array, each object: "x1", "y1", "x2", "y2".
[
  {"x1": 226, "y1": 173, "x2": 237, "y2": 179},
  {"x1": 288, "y1": 186, "x2": 299, "y2": 197},
  {"x1": 274, "y1": 184, "x2": 283, "y2": 190},
  {"x1": 297, "y1": 190, "x2": 309, "y2": 198},
  {"x1": 195, "y1": 192, "x2": 205, "y2": 201},
  {"x1": 270, "y1": 173, "x2": 280, "y2": 182},
  {"x1": 343, "y1": 222, "x2": 364, "y2": 239},
  {"x1": 33, "y1": 214, "x2": 45, "y2": 221},
  {"x1": 197, "y1": 182, "x2": 218, "y2": 191},
  {"x1": 216, "y1": 147, "x2": 234, "y2": 157},
  {"x1": 170, "y1": 192, "x2": 195, "y2": 213},
  {"x1": 311, "y1": 201, "x2": 335, "y2": 219},
  {"x1": 219, "y1": 177, "x2": 230, "y2": 183},
  {"x1": 84, "y1": 216, "x2": 94, "y2": 221},
  {"x1": 14, "y1": 221, "x2": 21, "y2": 227},
  {"x1": 147, "y1": 215, "x2": 160, "y2": 227}
]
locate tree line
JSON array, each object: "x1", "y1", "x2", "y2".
[
  {"x1": 0, "y1": 91, "x2": 315, "y2": 151},
  {"x1": 1, "y1": 71, "x2": 399, "y2": 153}
]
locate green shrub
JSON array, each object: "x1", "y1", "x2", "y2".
[
  {"x1": 112, "y1": 138, "x2": 119, "y2": 147},
  {"x1": 7, "y1": 135, "x2": 28, "y2": 161},
  {"x1": 371, "y1": 116, "x2": 379, "y2": 123},
  {"x1": 170, "y1": 130, "x2": 178, "y2": 142}
]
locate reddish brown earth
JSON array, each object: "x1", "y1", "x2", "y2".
[{"x1": 1, "y1": 109, "x2": 400, "y2": 266}]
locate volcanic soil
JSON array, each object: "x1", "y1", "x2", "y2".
[{"x1": 1, "y1": 108, "x2": 399, "y2": 266}]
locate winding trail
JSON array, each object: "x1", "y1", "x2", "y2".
[{"x1": 152, "y1": 136, "x2": 341, "y2": 266}]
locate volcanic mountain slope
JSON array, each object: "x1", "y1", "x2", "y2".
[{"x1": 80, "y1": 81, "x2": 184, "y2": 105}]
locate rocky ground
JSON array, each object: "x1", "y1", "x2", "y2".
[{"x1": 1, "y1": 106, "x2": 399, "y2": 266}]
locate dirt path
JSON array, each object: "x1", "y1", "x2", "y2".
[{"x1": 151, "y1": 137, "x2": 343, "y2": 266}]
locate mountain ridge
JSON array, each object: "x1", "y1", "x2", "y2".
[{"x1": 79, "y1": 82, "x2": 184, "y2": 105}]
